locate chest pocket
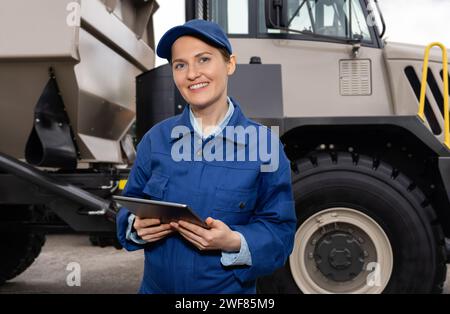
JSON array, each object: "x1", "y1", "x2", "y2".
[
  {"x1": 212, "y1": 187, "x2": 257, "y2": 225},
  {"x1": 142, "y1": 172, "x2": 169, "y2": 200}
]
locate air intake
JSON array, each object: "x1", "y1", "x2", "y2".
[
  {"x1": 339, "y1": 59, "x2": 372, "y2": 96},
  {"x1": 404, "y1": 66, "x2": 442, "y2": 135}
]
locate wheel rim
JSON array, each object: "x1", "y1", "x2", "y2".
[{"x1": 290, "y1": 207, "x2": 393, "y2": 294}]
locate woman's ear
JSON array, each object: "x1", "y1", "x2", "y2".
[{"x1": 227, "y1": 55, "x2": 237, "y2": 76}]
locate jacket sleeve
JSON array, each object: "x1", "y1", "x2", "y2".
[
  {"x1": 116, "y1": 133, "x2": 153, "y2": 251},
  {"x1": 229, "y1": 142, "x2": 297, "y2": 283},
  {"x1": 221, "y1": 232, "x2": 252, "y2": 266}
]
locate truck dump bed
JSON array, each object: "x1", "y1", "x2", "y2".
[{"x1": 0, "y1": 0, "x2": 157, "y2": 165}]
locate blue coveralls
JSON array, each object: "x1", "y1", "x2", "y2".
[{"x1": 116, "y1": 98, "x2": 296, "y2": 294}]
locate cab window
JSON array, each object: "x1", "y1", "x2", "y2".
[
  {"x1": 259, "y1": 0, "x2": 373, "y2": 43},
  {"x1": 204, "y1": 0, "x2": 250, "y2": 35}
]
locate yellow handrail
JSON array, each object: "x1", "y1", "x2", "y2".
[{"x1": 418, "y1": 42, "x2": 449, "y2": 148}]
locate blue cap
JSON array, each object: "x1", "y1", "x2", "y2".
[{"x1": 156, "y1": 19, "x2": 232, "y2": 61}]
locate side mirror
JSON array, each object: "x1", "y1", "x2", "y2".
[{"x1": 265, "y1": 0, "x2": 289, "y2": 29}]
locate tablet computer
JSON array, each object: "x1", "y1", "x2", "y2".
[{"x1": 113, "y1": 195, "x2": 210, "y2": 229}]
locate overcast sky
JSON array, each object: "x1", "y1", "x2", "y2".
[
  {"x1": 378, "y1": 0, "x2": 450, "y2": 47},
  {"x1": 153, "y1": 0, "x2": 450, "y2": 66}
]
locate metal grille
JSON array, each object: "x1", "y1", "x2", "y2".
[
  {"x1": 339, "y1": 59, "x2": 372, "y2": 96},
  {"x1": 404, "y1": 66, "x2": 441, "y2": 135},
  {"x1": 404, "y1": 66, "x2": 450, "y2": 137}
]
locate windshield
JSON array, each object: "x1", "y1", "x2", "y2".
[
  {"x1": 259, "y1": 0, "x2": 373, "y2": 42},
  {"x1": 197, "y1": 0, "x2": 375, "y2": 44}
]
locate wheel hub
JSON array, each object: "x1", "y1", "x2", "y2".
[
  {"x1": 314, "y1": 232, "x2": 365, "y2": 282},
  {"x1": 329, "y1": 248, "x2": 352, "y2": 269}
]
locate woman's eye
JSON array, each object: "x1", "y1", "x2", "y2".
[
  {"x1": 199, "y1": 57, "x2": 210, "y2": 63},
  {"x1": 174, "y1": 63, "x2": 185, "y2": 70}
]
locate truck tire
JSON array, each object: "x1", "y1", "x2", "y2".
[
  {"x1": 0, "y1": 206, "x2": 46, "y2": 286},
  {"x1": 257, "y1": 152, "x2": 447, "y2": 294}
]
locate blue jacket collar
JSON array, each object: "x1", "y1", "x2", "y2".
[{"x1": 170, "y1": 97, "x2": 249, "y2": 146}]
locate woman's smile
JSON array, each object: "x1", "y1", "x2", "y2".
[{"x1": 188, "y1": 82, "x2": 210, "y2": 92}]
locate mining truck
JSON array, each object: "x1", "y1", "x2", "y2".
[{"x1": 1, "y1": 0, "x2": 450, "y2": 294}]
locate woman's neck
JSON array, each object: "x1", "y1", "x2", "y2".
[{"x1": 191, "y1": 97, "x2": 229, "y2": 134}]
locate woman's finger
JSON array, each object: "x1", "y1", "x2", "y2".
[
  {"x1": 141, "y1": 229, "x2": 174, "y2": 242},
  {"x1": 143, "y1": 235, "x2": 167, "y2": 243},
  {"x1": 178, "y1": 231, "x2": 206, "y2": 250},
  {"x1": 176, "y1": 225, "x2": 210, "y2": 247},
  {"x1": 134, "y1": 217, "x2": 161, "y2": 229},
  {"x1": 178, "y1": 220, "x2": 209, "y2": 238},
  {"x1": 137, "y1": 224, "x2": 172, "y2": 237}
]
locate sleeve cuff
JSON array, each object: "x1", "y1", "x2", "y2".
[
  {"x1": 220, "y1": 232, "x2": 252, "y2": 266},
  {"x1": 126, "y1": 213, "x2": 147, "y2": 245}
]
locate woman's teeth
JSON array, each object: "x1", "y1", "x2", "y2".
[{"x1": 189, "y1": 83, "x2": 209, "y2": 90}]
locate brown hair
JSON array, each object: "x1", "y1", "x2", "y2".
[{"x1": 217, "y1": 46, "x2": 231, "y2": 62}]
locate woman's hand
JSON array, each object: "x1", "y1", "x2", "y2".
[
  {"x1": 170, "y1": 217, "x2": 241, "y2": 252},
  {"x1": 133, "y1": 217, "x2": 174, "y2": 243}
]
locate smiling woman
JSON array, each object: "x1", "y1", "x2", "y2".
[
  {"x1": 171, "y1": 36, "x2": 236, "y2": 120},
  {"x1": 115, "y1": 19, "x2": 297, "y2": 294}
]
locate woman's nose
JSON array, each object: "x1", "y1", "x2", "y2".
[{"x1": 187, "y1": 64, "x2": 200, "y2": 80}]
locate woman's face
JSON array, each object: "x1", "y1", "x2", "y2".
[{"x1": 171, "y1": 36, "x2": 236, "y2": 110}]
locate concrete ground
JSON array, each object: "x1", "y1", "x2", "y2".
[
  {"x1": 0, "y1": 235, "x2": 143, "y2": 294},
  {"x1": 0, "y1": 234, "x2": 449, "y2": 294}
]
